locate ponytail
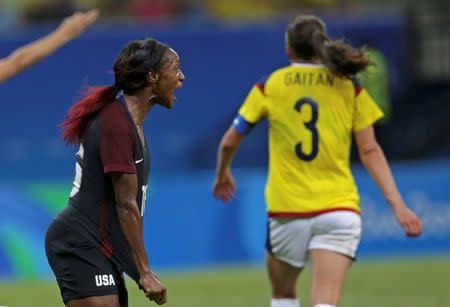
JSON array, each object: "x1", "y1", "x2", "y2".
[
  {"x1": 287, "y1": 14, "x2": 373, "y2": 79},
  {"x1": 311, "y1": 31, "x2": 372, "y2": 79},
  {"x1": 61, "y1": 85, "x2": 116, "y2": 145}
]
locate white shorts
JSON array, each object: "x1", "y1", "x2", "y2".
[{"x1": 266, "y1": 211, "x2": 362, "y2": 268}]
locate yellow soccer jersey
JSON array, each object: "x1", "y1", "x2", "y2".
[{"x1": 233, "y1": 63, "x2": 383, "y2": 216}]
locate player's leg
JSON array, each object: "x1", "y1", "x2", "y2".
[
  {"x1": 266, "y1": 217, "x2": 313, "y2": 307},
  {"x1": 309, "y1": 249, "x2": 351, "y2": 306},
  {"x1": 67, "y1": 295, "x2": 120, "y2": 307},
  {"x1": 308, "y1": 211, "x2": 362, "y2": 307},
  {"x1": 267, "y1": 251, "x2": 302, "y2": 307}
]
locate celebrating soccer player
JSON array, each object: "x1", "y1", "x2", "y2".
[{"x1": 45, "y1": 39, "x2": 185, "y2": 306}]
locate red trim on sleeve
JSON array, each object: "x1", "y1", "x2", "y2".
[{"x1": 268, "y1": 207, "x2": 360, "y2": 218}]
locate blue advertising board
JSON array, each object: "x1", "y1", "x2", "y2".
[{"x1": 0, "y1": 160, "x2": 448, "y2": 278}]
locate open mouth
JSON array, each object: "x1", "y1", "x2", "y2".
[
  {"x1": 172, "y1": 84, "x2": 183, "y2": 102},
  {"x1": 172, "y1": 89, "x2": 178, "y2": 102}
]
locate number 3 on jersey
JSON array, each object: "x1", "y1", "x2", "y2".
[{"x1": 294, "y1": 97, "x2": 319, "y2": 161}]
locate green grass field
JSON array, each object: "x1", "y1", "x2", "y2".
[{"x1": 1, "y1": 256, "x2": 449, "y2": 307}]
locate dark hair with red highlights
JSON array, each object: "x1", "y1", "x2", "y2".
[
  {"x1": 286, "y1": 15, "x2": 372, "y2": 79},
  {"x1": 61, "y1": 38, "x2": 169, "y2": 145}
]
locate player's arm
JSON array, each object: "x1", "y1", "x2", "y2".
[
  {"x1": 111, "y1": 173, "x2": 167, "y2": 305},
  {"x1": 213, "y1": 126, "x2": 245, "y2": 202},
  {"x1": 213, "y1": 79, "x2": 267, "y2": 203},
  {"x1": 0, "y1": 9, "x2": 98, "y2": 84},
  {"x1": 354, "y1": 126, "x2": 423, "y2": 237}
]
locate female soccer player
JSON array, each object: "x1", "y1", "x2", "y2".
[
  {"x1": 45, "y1": 38, "x2": 185, "y2": 306},
  {"x1": 0, "y1": 9, "x2": 98, "y2": 84},
  {"x1": 212, "y1": 14, "x2": 422, "y2": 307}
]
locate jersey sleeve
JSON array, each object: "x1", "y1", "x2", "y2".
[
  {"x1": 352, "y1": 82, "x2": 384, "y2": 132},
  {"x1": 100, "y1": 109, "x2": 137, "y2": 174},
  {"x1": 233, "y1": 79, "x2": 268, "y2": 135}
]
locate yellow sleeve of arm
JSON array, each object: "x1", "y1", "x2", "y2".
[
  {"x1": 353, "y1": 88, "x2": 384, "y2": 132},
  {"x1": 238, "y1": 85, "x2": 267, "y2": 123}
]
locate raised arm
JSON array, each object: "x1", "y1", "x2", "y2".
[
  {"x1": 111, "y1": 173, "x2": 167, "y2": 305},
  {"x1": 355, "y1": 126, "x2": 423, "y2": 237},
  {"x1": 213, "y1": 126, "x2": 245, "y2": 202},
  {"x1": 0, "y1": 9, "x2": 99, "y2": 84}
]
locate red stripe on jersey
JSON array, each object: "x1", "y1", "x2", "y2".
[
  {"x1": 100, "y1": 240, "x2": 113, "y2": 259},
  {"x1": 255, "y1": 82, "x2": 265, "y2": 94},
  {"x1": 352, "y1": 78, "x2": 363, "y2": 96},
  {"x1": 355, "y1": 84, "x2": 363, "y2": 96},
  {"x1": 99, "y1": 198, "x2": 113, "y2": 258},
  {"x1": 268, "y1": 207, "x2": 360, "y2": 218},
  {"x1": 255, "y1": 74, "x2": 270, "y2": 95}
]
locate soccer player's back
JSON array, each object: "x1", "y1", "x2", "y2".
[{"x1": 238, "y1": 63, "x2": 382, "y2": 216}]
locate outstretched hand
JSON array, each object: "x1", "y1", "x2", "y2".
[
  {"x1": 57, "y1": 9, "x2": 99, "y2": 40},
  {"x1": 393, "y1": 206, "x2": 423, "y2": 237},
  {"x1": 212, "y1": 171, "x2": 236, "y2": 203},
  {"x1": 139, "y1": 271, "x2": 167, "y2": 305}
]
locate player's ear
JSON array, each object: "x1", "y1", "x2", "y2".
[
  {"x1": 147, "y1": 71, "x2": 159, "y2": 84},
  {"x1": 285, "y1": 45, "x2": 296, "y2": 62},
  {"x1": 285, "y1": 32, "x2": 296, "y2": 62}
]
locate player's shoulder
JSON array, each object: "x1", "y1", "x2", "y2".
[
  {"x1": 267, "y1": 65, "x2": 294, "y2": 82},
  {"x1": 350, "y1": 77, "x2": 363, "y2": 96},
  {"x1": 254, "y1": 65, "x2": 292, "y2": 95},
  {"x1": 99, "y1": 99, "x2": 131, "y2": 131},
  {"x1": 323, "y1": 73, "x2": 361, "y2": 98},
  {"x1": 100, "y1": 99, "x2": 128, "y2": 119},
  {"x1": 100, "y1": 98, "x2": 124, "y2": 114}
]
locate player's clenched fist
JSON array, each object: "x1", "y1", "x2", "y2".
[{"x1": 140, "y1": 272, "x2": 167, "y2": 305}]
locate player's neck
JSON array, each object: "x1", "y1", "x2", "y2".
[
  {"x1": 293, "y1": 57, "x2": 322, "y2": 65},
  {"x1": 123, "y1": 91, "x2": 154, "y2": 126}
]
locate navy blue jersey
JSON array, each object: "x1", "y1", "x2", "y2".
[{"x1": 55, "y1": 92, "x2": 150, "y2": 281}]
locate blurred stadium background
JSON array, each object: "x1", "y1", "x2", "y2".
[{"x1": 1, "y1": 0, "x2": 450, "y2": 306}]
